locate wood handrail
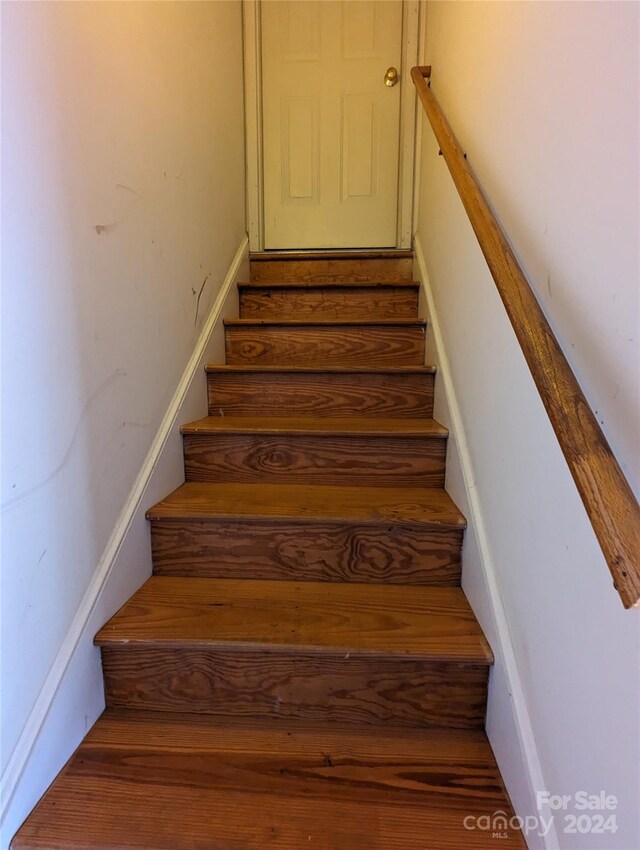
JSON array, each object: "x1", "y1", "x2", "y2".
[{"x1": 412, "y1": 65, "x2": 640, "y2": 609}]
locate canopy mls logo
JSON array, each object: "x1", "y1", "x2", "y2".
[
  {"x1": 463, "y1": 791, "x2": 619, "y2": 839},
  {"x1": 462, "y1": 810, "x2": 554, "y2": 840}
]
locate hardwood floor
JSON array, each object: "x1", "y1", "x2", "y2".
[
  {"x1": 13, "y1": 252, "x2": 526, "y2": 849},
  {"x1": 12, "y1": 712, "x2": 525, "y2": 850}
]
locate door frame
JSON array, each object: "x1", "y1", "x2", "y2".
[{"x1": 242, "y1": 0, "x2": 420, "y2": 252}]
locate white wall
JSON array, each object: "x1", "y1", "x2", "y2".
[
  {"x1": 415, "y1": 2, "x2": 639, "y2": 848},
  {"x1": 1, "y1": 1, "x2": 246, "y2": 843}
]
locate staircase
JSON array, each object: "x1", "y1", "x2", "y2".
[{"x1": 13, "y1": 252, "x2": 525, "y2": 849}]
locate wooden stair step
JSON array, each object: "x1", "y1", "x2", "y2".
[
  {"x1": 12, "y1": 710, "x2": 526, "y2": 850},
  {"x1": 250, "y1": 249, "x2": 414, "y2": 260},
  {"x1": 96, "y1": 578, "x2": 491, "y2": 726},
  {"x1": 249, "y1": 252, "x2": 414, "y2": 283},
  {"x1": 239, "y1": 279, "x2": 420, "y2": 288},
  {"x1": 147, "y1": 481, "x2": 464, "y2": 527},
  {"x1": 181, "y1": 415, "x2": 448, "y2": 437},
  {"x1": 225, "y1": 318, "x2": 426, "y2": 325},
  {"x1": 207, "y1": 365, "x2": 435, "y2": 370},
  {"x1": 224, "y1": 319, "x2": 427, "y2": 366},
  {"x1": 238, "y1": 281, "x2": 419, "y2": 320},
  {"x1": 206, "y1": 365, "x2": 436, "y2": 418},
  {"x1": 181, "y1": 416, "x2": 448, "y2": 488},
  {"x1": 96, "y1": 577, "x2": 489, "y2": 659},
  {"x1": 148, "y1": 482, "x2": 464, "y2": 586}
]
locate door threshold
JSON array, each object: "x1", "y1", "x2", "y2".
[{"x1": 250, "y1": 249, "x2": 413, "y2": 261}]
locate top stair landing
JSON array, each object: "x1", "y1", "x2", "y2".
[{"x1": 249, "y1": 250, "x2": 414, "y2": 283}]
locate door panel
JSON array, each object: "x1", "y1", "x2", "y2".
[
  {"x1": 341, "y1": 94, "x2": 379, "y2": 201},
  {"x1": 262, "y1": 1, "x2": 403, "y2": 249},
  {"x1": 281, "y1": 97, "x2": 320, "y2": 204}
]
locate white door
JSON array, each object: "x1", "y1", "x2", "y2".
[{"x1": 261, "y1": 1, "x2": 403, "y2": 249}]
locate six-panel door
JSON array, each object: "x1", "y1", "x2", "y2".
[{"x1": 261, "y1": 1, "x2": 403, "y2": 249}]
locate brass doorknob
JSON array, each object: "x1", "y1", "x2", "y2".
[{"x1": 384, "y1": 66, "x2": 399, "y2": 87}]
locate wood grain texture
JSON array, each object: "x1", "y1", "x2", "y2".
[
  {"x1": 95, "y1": 578, "x2": 490, "y2": 661},
  {"x1": 101, "y1": 646, "x2": 488, "y2": 728},
  {"x1": 97, "y1": 578, "x2": 490, "y2": 725},
  {"x1": 413, "y1": 66, "x2": 640, "y2": 608},
  {"x1": 249, "y1": 256, "x2": 414, "y2": 283},
  {"x1": 151, "y1": 519, "x2": 463, "y2": 585},
  {"x1": 239, "y1": 283, "x2": 419, "y2": 320},
  {"x1": 182, "y1": 428, "x2": 446, "y2": 487},
  {"x1": 226, "y1": 318, "x2": 426, "y2": 326},
  {"x1": 145, "y1": 482, "x2": 467, "y2": 530},
  {"x1": 181, "y1": 415, "x2": 448, "y2": 437},
  {"x1": 225, "y1": 320, "x2": 426, "y2": 366},
  {"x1": 250, "y1": 249, "x2": 414, "y2": 260},
  {"x1": 12, "y1": 711, "x2": 526, "y2": 850},
  {"x1": 237, "y1": 280, "x2": 420, "y2": 290},
  {"x1": 207, "y1": 366, "x2": 435, "y2": 418}
]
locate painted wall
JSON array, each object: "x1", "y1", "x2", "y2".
[
  {"x1": 1, "y1": 0, "x2": 245, "y2": 841},
  {"x1": 415, "y1": 2, "x2": 639, "y2": 848}
]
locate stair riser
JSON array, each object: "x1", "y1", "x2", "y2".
[
  {"x1": 239, "y1": 287, "x2": 419, "y2": 320},
  {"x1": 208, "y1": 372, "x2": 435, "y2": 418},
  {"x1": 183, "y1": 433, "x2": 446, "y2": 488},
  {"x1": 250, "y1": 257, "x2": 413, "y2": 283},
  {"x1": 225, "y1": 326, "x2": 426, "y2": 366},
  {"x1": 151, "y1": 520, "x2": 462, "y2": 585},
  {"x1": 101, "y1": 646, "x2": 488, "y2": 729}
]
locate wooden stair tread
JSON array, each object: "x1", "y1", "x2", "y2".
[
  {"x1": 250, "y1": 249, "x2": 414, "y2": 260},
  {"x1": 238, "y1": 280, "x2": 420, "y2": 289},
  {"x1": 12, "y1": 710, "x2": 524, "y2": 850},
  {"x1": 206, "y1": 364, "x2": 437, "y2": 373},
  {"x1": 249, "y1": 255, "x2": 414, "y2": 284},
  {"x1": 225, "y1": 318, "x2": 427, "y2": 327},
  {"x1": 146, "y1": 482, "x2": 466, "y2": 528},
  {"x1": 95, "y1": 577, "x2": 491, "y2": 662},
  {"x1": 181, "y1": 415, "x2": 448, "y2": 438}
]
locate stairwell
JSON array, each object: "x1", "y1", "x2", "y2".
[{"x1": 13, "y1": 252, "x2": 526, "y2": 849}]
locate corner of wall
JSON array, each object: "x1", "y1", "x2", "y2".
[
  {"x1": 413, "y1": 232, "x2": 557, "y2": 850},
  {"x1": 0, "y1": 235, "x2": 249, "y2": 850}
]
